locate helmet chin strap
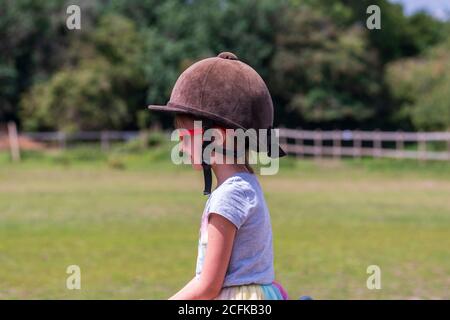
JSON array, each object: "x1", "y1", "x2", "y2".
[
  {"x1": 202, "y1": 163, "x2": 212, "y2": 195},
  {"x1": 201, "y1": 139, "x2": 213, "y2": 196},
  {"x1": 200, "y1": 134, "x2": 242, "y2": 196}
]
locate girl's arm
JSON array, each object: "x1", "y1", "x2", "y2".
[{"x1": 169, "y1": 213, "x2": 236, "y2": 300}]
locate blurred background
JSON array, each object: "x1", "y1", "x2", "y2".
[{"x1": 0, "y1": 0, "x2": 449, "y2": 299}]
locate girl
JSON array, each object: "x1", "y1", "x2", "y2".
[{"x1": 147, "y1": 52, "x2": 288, "y2": 300}]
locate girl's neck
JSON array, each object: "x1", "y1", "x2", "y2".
[{"x1": 211, "y1": 163, "x2": 251, "y2": 187}]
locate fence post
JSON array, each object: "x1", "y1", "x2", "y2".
[
  {"x1": 395, "y1": 130, "x2": 404, "y2": 159},
  {"x1": 353, "y1": 130, "x2": 361, "y2": 159},
  {"x1": 296, "y1": 127, "x2": 303, "y2": 158},
  {"x1": 58, "y1": 131, "x2": 66, "y2": 149},
  {"x1": 7, "y1": 121, "x2": 21, "y2": 162},
  {"x1": 314, "y1": 129, "x2": 322, "y2": 160},
  {"x1": 332, "y1": 130, "x2": 341, "y2": 159},
  {"x1": 373, "y1": 129, "x2": 382, "y2": 158},
  {"x1": 418, "y1": 131, "x2": 426, "y2": 161},
  {"x1": 101, "y1": 131, "x2": 110, "y2": 151}
]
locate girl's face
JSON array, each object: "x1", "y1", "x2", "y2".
[
  {"x1": 175, "y1": 115, "x2": 239, "y2": 170},
  {"x1": 175, "y1": 115, "x2": 204, "y2": 171}
]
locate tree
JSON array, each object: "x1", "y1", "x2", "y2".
[
  {"x1": 270, "y1": 6, "x2": 381, "y2": 128},
  {"x1": 3, "y1": 0, "x2": 449, "y2": 131},
  {"x1": 305, "y1": 0, "x2": 447, "y2": 63},
  {"x1": 20, "y1": 14, "x2": 146, "y2": 132},
  {"x1": 0, "y1": 0, "x2": 101, "y2": 124},
  {"x1": 386, "y1": 38, "x2": 450, "y2": 130},
  {"x1": 111, "y1": 0, "x2": 282, "y2": 128}
]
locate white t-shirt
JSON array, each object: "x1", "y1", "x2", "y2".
[{"x1": 195, "y1": 172, "x2": 275, "y2": 287}]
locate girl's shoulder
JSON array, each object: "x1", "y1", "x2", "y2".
[
  {"x1": 212, "y1": 173, "x2": 259, "y2": 202},
  {"x1": 207, "y1": 173, "x2": 260, "y2": 229}
]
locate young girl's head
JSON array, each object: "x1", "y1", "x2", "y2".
[
  {"x1": 148, "y1": 51, "x2": 284, "y2": 193},
  {"x1": 174, "y1": 114, "x2": 254, "y2": 174}
]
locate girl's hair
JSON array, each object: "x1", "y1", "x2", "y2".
[{"x1": 174, "y1": 114, "x2": 254, "y2": 174}]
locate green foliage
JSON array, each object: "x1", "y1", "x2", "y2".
[
  {"x1": 116, "y1": 131, "x2": 168, "y2": 154},
  {"x1": 411, "y1": 78, "x2": 450, "y2": 131},
  {"x1": 21, "y1": 59, "x2": 127, "y2": 132},
  {"x1": 270, "y1": 7, "x2": 381, "y2": 126},
  {"x1": 1, "y1": 0, "x2": 449, "y2": 131},
  {"x1": 386, "y1": 39, "x2": 450, "y2": 130},
  {"x1": 136, "y1": 0, "x2": 282, "y2": 106},
  {"x1": 20, "y1": 14, "x2": 146, "y2": 132},
  {"x1": 0, "y1": 0, "x2": 103, "y2": 123},
  {"x1": 312, "y1": 0, "x2": 448, "y2": 62},
  {"x1": 107, "y1": 156, "x2": 126, "y2": 170}
]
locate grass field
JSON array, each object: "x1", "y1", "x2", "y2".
[{"x1": 0, "y1": 146, "x2": 449, "y2": 299}]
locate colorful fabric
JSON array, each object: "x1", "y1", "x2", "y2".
[{"x1": 214, "y1": 282, "x2": 289, "y2": 300}]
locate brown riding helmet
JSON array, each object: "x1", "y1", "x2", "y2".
[{"x1": 148, "y1": 52, "x2": 275, "y2": 132}]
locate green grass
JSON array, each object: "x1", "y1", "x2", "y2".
[{"x1": 0, "y1": 146, "x2": 449, "y2": 299}]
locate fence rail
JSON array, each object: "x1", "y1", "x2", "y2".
[
  {"x1": 22, "y1": 130, "x2": 141, "y2": 142},
  {"x1": 278, "y1": 129, "x2": 450, "y2": 161},
  {"x1": 2, "y1": 123, "x2": 450, "y2": 162}
]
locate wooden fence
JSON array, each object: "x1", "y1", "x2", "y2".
[
  {"x1": 278, "y1": 128, "x2": 450, "y2": 161},
  {"x1": 2, "y1": 122, "x2": 450, "y2": 162},
  {"x1": 22, "y1": 130, "x2": 141, "y2": 150}
]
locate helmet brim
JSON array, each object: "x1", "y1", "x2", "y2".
[{"x1": 147, "y1": 104, "x2": 190, "y2": 114}]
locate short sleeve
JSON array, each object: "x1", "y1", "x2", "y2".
[{"x1": 207, "y1": 180, "x2": 255, "y2": 229}]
